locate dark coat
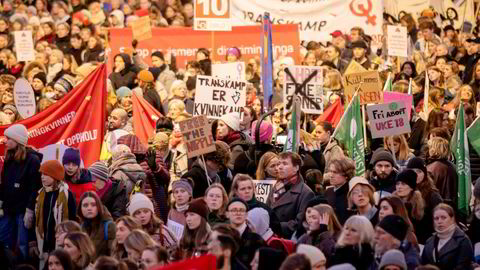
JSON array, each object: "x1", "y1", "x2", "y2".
[
  {"x1": 144, "y1": 87, "x2": 164, "y2": 115},
  {"x1": 233, "y1": 143, "x2": 276, "y2": 178},
  {"x1": 421, "y1": 227, "x2": 474, "y2": 270},
  {"x1": 427, "y1": 159, "x2": 457, "y2": 205},
  {"x1": 56, "y1": 35, "x2": 71, "y2": 54},
  {"x1": 108, "y1": 53, "x2": 138, "y2": 90},
  {"x1": 416, "y1": 190, "x2": 443, "y2": 244},
  {"x1": 297, "y1": 224, "x2": 337, "y2": 259},
  {"x1": 325, "y1": 183, "x2": 351, "y2": 225},
  {"x1": 102, "y1": 180, "x2": 128, "y2": 220},
  {"x1": 83, "y1": 44, "x2": 104, "y2": 63},
  {"x1": 82, "y1": 210, "x2": 116, "y2": 258},
  {"x1": 330, "y1": 243, "x2": 375, "y2": 269},
  {"x1": 408, "y1": 117, "x2": 427, "y2": 156},
  {"x1": 237, "y1": 226, "x2": 266, "y2": 269},
  {"x1": 369, "y1": 169, "x2": 398, "y2": 195},
  {"x1": 183, "y1": 161, "x2": 218, "y2": 199}
]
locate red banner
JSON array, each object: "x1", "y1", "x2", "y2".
[
  {"x1": 132, "y1": 92, "x2": 162, "y2": 146},
  {"x1": 0, "y1": 64, "x2": 107, "y2": 167},
  {"x1": 106, "y1": 25, "x2": 300, "y2": 71},
  {"x1": 153, "y1": 254, "x2": 216, "y2": 270}
]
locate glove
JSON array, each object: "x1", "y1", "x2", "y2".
[
  {"x1": 132, "y1": 39, "x2": 138, "y2": 49},
  {"x1": 0, "y1": 201, "x2": 4, "y2": 218},
  {"x1": 24, "y1": 208, "x2": 34, "y2": 229},
  {"x1": 28, "y1": 245, "x2": 39, "y2": 258},
  {"x1": 146, "y1": 147, "x2": 157, "y2": 171}
]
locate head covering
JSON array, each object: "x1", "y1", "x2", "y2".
[
  {"x1": 111, "y1": 144, "x2": 132, "y2": 160},
  {"x1": 297, "y1": 244, "x2": 326, "y2": 267},
  {"x1": 149, "y1": 132, "x2": 169, "y2": 151},
  {"x1": 39, "y1": 160, "x2": 65, "y2": 181},
  {"x1": 379, "y1": 249, "x2": 407, "y2": 270},
  {"x1": 62, "y1": 148, "x2": 81, "y2": 166},
  {"x1": 377, "y1": 215, "x2": 409, "y2": 242},
  {"x1": 371, "y1": 148, "x2": 395, "y2": 166},
  {"x1": 330, "y1": 30, "x2": 344, "y2": 38},
  {"x1": 3, "y1": 104, "x2": 17, "y2": 115},
  {"x1": 247, "y1": 208, "x2": 274, "y2": 241},
  {"x1": 137, "y1": 70, "x2": 154, "y2": 83},
  {"x1": 226, "y1": 47, "x2": 241, "y2": 57},
  {"x1": 219, "y1": 112, "x2": 241, "y2": 131},
  {"x1": 129, "y1": 193, "x2": 154, "y2": 215},
  {"x1": 328, "y1": 264, "x2": 356, "y2": 270},
  {"x1": 406, "y1": 157, "x2": 427, "y2": 178},
  {"x1": 172, "y1": 179, "x2": 193, "y2": 196},
  {"x1": 33, "y1": 72, "x2": 47, "y2": 86},
  {"x1": 351, "y1": 40, "x2": 368, "y2": 50},
  {"x1": 151, "y1": 51, "x2": 164, "y2": 61},
  {"x1": 4, "y1": 124, "x2": 28, "y2": 146},
  {"x1": 186, "y1": 198, "x2": 209, "y2": 219},
  {"x1": 227, "y1": 198, "x2": 248, "y2": 211},
  {"x1": 116, "y1": 86, "x2": 132, "y2": 100},
  {"x1": 395, "y1": 169, "x2": 418, "y2": 190},
  {"x1": 88, "y1": 161, "x2": 108, "y2": 182},
  {"x1": 251, "y1": 120, "x2": 273, "y2": 143},
  {"x1": 117, "y1": 134, "x2": 147, "y2": 155},
  {"x1": 54, "y1": 75, "x2": 75, "y2": 93},
  {"x1": 348, "y1": 176, "x2": 375, "y2": 198},
  {"x1": 110, "y1": 9, "x2": 125, "y2": 27}
]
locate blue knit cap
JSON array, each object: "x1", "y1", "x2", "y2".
[
  {"x1": 62, "y1": 148, "x2": 81, "y2": 166},
  {"x1": 116, "y1": 86, "x2": 132, "y2": 100}
]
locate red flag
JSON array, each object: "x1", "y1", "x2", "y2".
[
  {"x1": 315, "y1": 99, "x2": 344, "y2": 128},
  {"x1": 152, "y1": 255, "x2": 216, "y2": 270},
  {"x1": 0, "y1": 64, "x2": 107, "y2": 167},
  {"x1": 132, "y1": 92, "x2": 162, "y2": 146}
]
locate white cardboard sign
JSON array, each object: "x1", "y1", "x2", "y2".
[
  {"x1": 283, "y1": 65, "x2": 324, "y2": 114},
  {"x1": 13, "y1": 78, "x2": 36, "y2": 119},
  {"x1": 14, "y1": 31, "x2": 35, "y2": 62},
  {"x1": 211, "y1": 62, "x2": 246, "y2": 80},
  {"x1": 367, "y1": 101, "x2": 411, "y2": 139},
  {"x1": 252, "y1": 179, "x2": 276, "y2": 203},
  {"x1": 387, "y1": 25, "x2": 408, "y2": 58}
]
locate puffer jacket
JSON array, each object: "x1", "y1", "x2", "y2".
[{"x1": 109, "y1": 152, "x2": 147, "y2": 196}]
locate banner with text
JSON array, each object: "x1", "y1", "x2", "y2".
[
  {"x1": 212, "y1": 62, "x2": 246, "y2": 80},
  {"x1": 384, "y1": 91, "x2": 413, "y2": 119},
  {"x1": 283, "y1": 66, "x2": 324, "y2": 114},
  {"x1": 194, "y1": 75, "x2": 247, "y2": 119},
  {"x1": 366, "y1": 101, "x2": 411, "y2": 138},
  {"x1": 344, "y1": 71, "x2": 383, "y2": 105},
  {"x1": 252, "y1": 179, "x2": 276, "y2": 203},
  {"x1": 179, "y1": 115, "x2": 216, "y2": 158}
]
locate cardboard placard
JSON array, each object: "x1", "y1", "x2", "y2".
[
  {"x1": 343, "y1": 59, "x2": 367, "y2": 75},
  {"x1": 13, "y1": 30, "x2": 35, "y2": 62},
  {"x1": 387, "y1": 25, "x2": 408, "y2": 57},
  {"x1": 194, "y1": 0, "x2": 231, "y2": 31},
  {"x1": 194, "y1": 75, "x2": 247, "y2": 119},
  {"x1": 252, "y1": 180, "x2": 276, "y2": 203},
  {"x1": 367, "y1": 101, "x2": 411, "y2": 139},
  {"x1": 211, "y1": 62, "x2": 246, "y2": 80},
  {"x1": 131, "y1": 16, "x2": 152, "y2": 41},
  {"x1": 13, "y1": 78, "x2": 36, "y2": 119},
  {"x1": 167, "y1": 219, "x2": 184, "y2": 241},
  {"x1": 178, "y1": 115, "x2": 216, "y2": 158},
  {"x1": 383, "y1": 92, "x2": 413, "y2": 119},
  {"x1": 343, "y1": 71, "x2": 383, "y2": 105},
  {"x1": 283, "y1": 66, "x2": 324, "y2": 114}
]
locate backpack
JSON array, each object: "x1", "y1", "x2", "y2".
[{"x1": 103, "y1": 220, "x2": 113, "y2": 241}]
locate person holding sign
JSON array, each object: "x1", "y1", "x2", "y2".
[
  {"x1": 350, "y1": 40, "x2": 372, "y2": 70},
  {"x1": 216, "y1": 112, "x2": 252, "y2": 170}
]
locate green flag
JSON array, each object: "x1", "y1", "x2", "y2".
[
  {"x1": 283, "y1": 96, "x2": 300, "y2": 153},
  {"x1": 383, "y1": 72, "x2": 392, "y2": 92},
  {"x1": 467, "y1": 117, "x2": 480, "y2": 156},
  {"x1": 450, "y1": 103, "x2": 471, "y2": 216},
  {"x1": 333, "y1": 94, "x2": 365, "y2": 176}
]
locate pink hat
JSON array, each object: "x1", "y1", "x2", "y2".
[{"x1": 251, "y1": 120, "x2": 273, "y2": 143}]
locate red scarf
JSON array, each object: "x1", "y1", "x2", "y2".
[
  {"x1": 218, "y1": 131, "x2": 241, "y2": 145},
  {"x1": 97, "y1": 179, "x2": 113, "y2": 200}
]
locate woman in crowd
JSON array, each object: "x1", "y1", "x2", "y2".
[
  {"x1": 426, "y1": 137, "x2": 457, "y2": 205},
  {"x1": 123, "y1": 229, "x2": 157, "y2": 265},
  {"x1": 167, "y1": 179, "x2": 193, "y2": 228},
  {"x1": 63, "y1": 232, "x2": 96, "y2": 270},
  {"x1": 204, "y1": 183, "x2": 229, "y2": 226},
  {"x1": 216, "y1": 112, "x2": 252, "y2": 170},
  {"x1": 313, "y1": 122, "x2": 344, "y2": 170},
  {"x1": 256, "y1": 152, "x2": 279, "y2": 180},
  {"x1": 384, "y1": 135, "x2": 415, "y2": 168},
  {"x1": 47, "y1": 249, "x2": 74, "y2": 270},
  {"x1": 347, "y1": 177, "x2": 379, "y2": 226},
  {"x1": 55, "y1": 221, "x2": 82, "y2": 249},
  {"x1": 112, "y1": 216, "x2": 141, "y2": 260},
  {"x1": 141, "y1": 245, "x2": 169, "y2": 269},
  {"x1": 179, "y1": 198, "x2": 211, "y2": 258}
]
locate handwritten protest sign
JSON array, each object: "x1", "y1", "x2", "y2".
[
  {"x1": 14, "y1": 31, "x2": 35, "y2": 62},
  {"x1": 344, "y1": 71, "x2": 383, "y2": 105},
  {"x1": 366, "y1": 101, "x2": 411, "y2": 139},
  {"x1": 212, "y1": 62, "x2": 246, "y2": 80},
  {"x1": 13, "y1": 78, "x2": 36, "y2": 119},
  {"x1": 194, "y1": 75, "x2": 247, "y2": 119},
  {"x1": 283, "y1": 66, "x2": 324, "y2": 114},
  {"x1": 387, "y1": 25, "x2": 408, "y2": 58},
  {"x1": 344, "y1": 59, "x2": 367, "y2": 75},
  {"x1": 179, "y1": 115, "x2": 215, "y2": 158},
  {"x1": 131, "y1": 16, "x2": 152, "y2": 41},
  {"x1": 383, "y1": 92, "x2": 413, "y2": 119},
  {"x1": 252, "y1": 180, "x2": 276, "y2": 203}
]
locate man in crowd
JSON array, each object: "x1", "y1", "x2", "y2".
[
  {"x1": 369, "y1": 149, "x2": 397, "y2": 199},
  {"x1": 207, "y1": 224, "x2": 248, "y2": 270},
  {"x1": 324, "y1": 44, "x2": 349, "y2": 74}
]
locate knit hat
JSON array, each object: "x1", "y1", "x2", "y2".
[
  {"x1": 88, "y1": 161, "x2": 109, "y2": 182},
  {"x1": 128, "y1": 193, "x2": 154, "y2": 215},
  {"x1": 3, "y1": 104, "x2": 17, "y2": 115},
  {"x1": 379, "y1": 249, "x2": 407, "y2": 270},
  {"x1": 395, "y1": 169, "x2": 418, "y2": 190},
  {"x1": 227, "y1": 198, "x2": 248, "y2": 211},
  {"x1": 186, "y1": 198, "x2": 209, "y2": 219},
  {"x1": 116, "y1": 86, "x2": 132, "y2": 100},
  {"x1": 348, "y1": 176, "x2": 375, "y2": 198},
  {"x1": 54, "y1": 75, "x2": 75, "y2": 93},
  {"x1": 137, "y1": 70, "x2": 154, "y2": 83},
  {"x1": 328, "y1": 264, "x2": 356, "y2": 270},
  {"x1": 377, "y1": 215, "x2": 409, "y2": 241},
  {"x1": 172, "y1": 179, "x2": 193, "y2": 196},
  {"x1": 351, "y1": 40, "x2": 368, "y2": 50},
  {"x1": 219, "y1": 112, "x2": 241, "y2": 131},
  {"x1": 251, "y1": 120, "x2": 273, "y2": 143},
  {"x1": 4, "y1": 124, "x2": 28, "y2": 146},
  {"x1": 148, "y1": 132, "x2": 169, "y2": 151},
  {"x1": 117, "y1": 134, "x2": 147, "y2": 155},
  {"x1": 406, "y1": 157, "x2": 427, "y2": 178},
  {"x1": 247, "y1": 208, "x2": 273, "y2": 241},
  {"x1": 39, "y1": 160, "x2": 65, "y2": 181},
  {"x1": 370, "y1": 148, "x2": 395, "y2": 166},
  {"x1": 151, "y1": 51, "x2": 164, "y2": 61},
  {"x1": 204, "y1": 141, "x2": 230, "y2": 166},
  {"x1": 62, "y1": 148, "x2": 81, "y2": 166},
  {"x1": 297, "y1": 244, "x2": 326, "y2": 267},
  {"x1": 111, "y1": 144, "x2": 132, "y2": 161},
  {"x1": 33, "y1": 72, "x2": 47, "y2": 86}
]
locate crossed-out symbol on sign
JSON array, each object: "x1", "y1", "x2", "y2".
[{"x1": 284, "y1": 67, "x2": 322, "y2": 111}]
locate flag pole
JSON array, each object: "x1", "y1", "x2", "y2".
[{"x1": 362, "y1": 105, "x2": 367, "y2": 148}]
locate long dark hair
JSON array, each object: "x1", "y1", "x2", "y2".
[
  {"x1": 179, "y1": 216, "x2": 210, "y2": 258},
  {"x1": 47, "y1": 249, "x2": 74, "y2": 270},
  {"x1": 77, "y1": 191, "x2": 109, "y2": 236}
]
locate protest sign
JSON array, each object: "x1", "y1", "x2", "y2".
[
  {"x1": 343, "y1": 59, "x2": 367, "y2": 75},
  {"x1": 252, "y1": 180, "x2": 276, "y2": 203},
  {"x1": 383, "y1": 91, "x2": 413, "y2": 119},
  {"x1": 366, "y1": 101, "x2": 411, "y2": 139},
  {"x1": 131, "y1": 16, "x2": 152, "y2": 41},
  {"x1": 167, "y1": 219, "x2": 184, "y2": 241},
  {"x1": 211, "y1": 62, "x2": 246, "y2": 80},
  {"x1": 39, "y1": 144, "x2": 85, "y2": 168},
  {"x1": 194, "y1": 75, "x2": 247, "y2": 119},
  {"x1": 14, "y1": 30, "x2": 35, "y2": 62},
  {"x1": 343, "y1": 71, "x2": 383, "y2": 105},
  {"x1": 13, "y1": 78, "x2": 36, "y2": 119},
  {"x1": 283, "y1": 66, "x2": 324, "y2": 114},
  {"x1": 178, "y1": 115, "x2": 216, "y2": 158},
  {"x1": 387, "y1": 25, "x2": 408, "y2": 57},
  {"x1": 194, "y1": 0, "x2": 231, "y2": 31}
]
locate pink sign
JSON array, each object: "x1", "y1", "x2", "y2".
[{"x1": 383, "y1": 92, "x2": 413, "y2": 119}]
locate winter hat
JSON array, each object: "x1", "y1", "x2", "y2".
[
  {"x1": 297, "y1": 244, "x2": 326, "y2": 267},
  {"x1": 172, "y1": 179, "x2": 193, "y2": 196},
  {"x1": 377, "y1": 215, "x2": 409, "y2": 242},
  {"x1": 406, "y1": 157, "x2": 427, "y2": 178},
  {"x1": 251, "y1": 120, "x2": 273, "y2": 143},
  {"x1": 247, "y1": 208, "x2": 274, "y2": 241},
  {"x1": 395, "y1": 169, "x2": 418, "y2": 190},
  {"x1": 4, "y1": 124, "x2": 28, "y2": 146},
  {"x1": 379, "y1": 249, "x2": 407, "y2": 270},
  {"x1": 62, "y1": 148, "x2": 81, "y2": 166},
  {"x1": 348, "y1": 176, "x2": 375, "y2": 198},
  {"x1": 116, "y1": 86, "x2": 132, "y2": 100},
  {"x1": 54, "y1": 75, "x2": 75, "y2": 93},
  {"x1": 39, "y1": 160, "x2": 65, "y2": 181},
  {"x1": 370, "y1": 148, "x2": 395, "y2": 166},
  {"x1": 33, "y1": 72, "x2": 47, "y2": 86},
  {"x1": 186, "y1": 198, "x2": 209, "y2": 219},
  {"x1": 327, "y1": 264, "x2": 355, "y2": 270},
  {"x1": 27, "y1": 6, "x2": 37, "y2": 16},
  {"x1": 219, "y1": 112, "x2": 241, "y2": 131},
  {"x1": 111, "y1": 144, "x2": 132, "y2": 161},
  {"x1": 88, "y1": 161, "x2": 109, "y2": 182},
  {"x1": 351, "y1": 40, "x2": 368, "y2": 50},
  {"x1": 151, "y1": 51, "x2": 164, "y2": 61},
  {"x1": 204, "y1": 141, "x2": 230, "y2": 166},
  {"x1": 148, "y1": 132, "x2": 169, "y2": 151},
  {"x1": 227, "y1": 198, "x2": 248, "y2": 211},
  {"x1": 137, "y1": 70, "x2": 154, "y2": 83},
  {"x1": 3, "y1": 104, "x2": 17, "y2": 115},
  {"x1": 128, "y1": 193, "x2": 154, "y2": 215},
  {"x1": 117, "y1": 134, "x2": 147, "y2": 155}
]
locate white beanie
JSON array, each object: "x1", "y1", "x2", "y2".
[
  {"x1": 219, "y1": 112, "x2": 241, "y2": 131},
  {"x1": 128, "y1": 193, "x2": 154, "y2": 215},
  {"x1": 4, "y1": 124, "x2": 28, "y2": 146},
  {"x1": 247, "y1": 208, "x2": 274, "y2": 241},
  {"x1": 297, "y1": 244, "x2": 326, "y2": 267}
]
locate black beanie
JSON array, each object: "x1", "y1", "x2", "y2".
[
  {"x1": 151, "y1": 51, "x2": 165, "y2": 61},
  {"x1": 395, "y1": 169, "x2": 418, "y2": 190},
  {"x1": 33, "y1": 72, "x2": 47, "y2": 86},
  {"x1": 378, "y1": 215, "x2": 409, "y2": 241},
  {"x1": 371, "y1": 148, "x2": 395, "y2": 167},
  {"x1": 351, "y1": 40, "x2": 368, "y2": 50},
  {"x1": 406, "y1": 157, "x2": 427, "y2": 178},
  {"x1": 227, "y1": 198, "x2": 248, "y2": 211},
  {"x1": 186, "y1": 198, "x2": 209, "y2": 219}
]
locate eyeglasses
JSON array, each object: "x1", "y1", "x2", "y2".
[{"x1": 228, "y1": 208, "x2": 246, "y2": 214}]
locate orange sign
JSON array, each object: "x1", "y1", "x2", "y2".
[{"x1": 194, "y1": 0, "x2": 230, "y2": 31}]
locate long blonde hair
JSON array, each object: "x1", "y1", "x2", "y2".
[
  {"x1": 123, "y1": 229, "x2": 156, "y2": 255},
  {"x1": 384, "y1": 135, "x2": 412, "y2": 161},
  {"x1": 336, "y1": 215, "x2": 374, "y2": 249},
  {"x1": 256, "y1": 152, "x2": 278, "y2": 180},
  {"x1": 307, "y1": 204, "x2": 342, "y2": 234}
]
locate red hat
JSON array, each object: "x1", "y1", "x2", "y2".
[{"x1": 330, "y1": 30, "x2": 344, "y2": 38}]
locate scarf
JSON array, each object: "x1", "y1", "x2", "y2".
[
  {"x1": 218, "y1": 131, "x2": 242, "y2": 145},
  {"x1": 170, "y1": 131, "x2": 184, "y2": 148},
  {"x1": 435, "y1": 223, "x2": 456, "y2": 252},
  {"x1": 97, "y1": 178, "x2": 113, "y2": 200},
  {"x1": 35, "y1": 182, "x2": 69, "y2": 241},
  {"x1": 176, "y1": 203, "x2": 188, "y2": 212}
]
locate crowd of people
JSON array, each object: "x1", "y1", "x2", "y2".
[{"x1": 0, "y1": 1, "x2": 480, "y2": 270}]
